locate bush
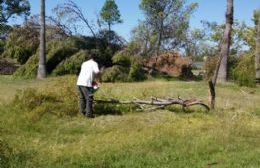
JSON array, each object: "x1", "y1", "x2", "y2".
[
  {"x1": 112, "y1": 50, "x2": 131, "y2": 67},
  {"x1": 128, "y1": 57, "x2": 146, "y2": 81},
  {"x1": 233, "y1": 54, "x2": 255, "y2": 87},
  {"x1": 203, "y1": 56, "x2": 218, "y2": 80},
  {"x1": 227, "y1": 55, "x2": 239, "y2": 80},
  {"x1": 14, "y1": 37, "x2": 83, "y2": 78},
  {"x1": 0, "y1": 138, "x2": 13, "y2": 168},
  {"x1": 203, "y1": 55, "x2": 238, "y2": 81},
  {"x1": 101, "y1": 65, "x2": 128, "y2": 82},
  {"x1": 2, "y1": 25, "x2": 39, "y2": 64},
  {"x1": 102, "y1": 48, "x2": 147, "y2": 82},
  {"x1": 13, "y1": 53, "x2": 38, "y2": 78},
  {"x1": 52, "y1": 50, "x2": 89, "y2": 76},
  {"x1": 12, "y1": 87, "x2": 79, "y2": 122}
]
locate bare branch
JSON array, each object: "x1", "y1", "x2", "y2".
[{"x1": 94, "y1": 97, "x2": 210, "y2": 111}]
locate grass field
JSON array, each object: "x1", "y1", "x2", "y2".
[{"x1": 0, "y1": 75, "x2": 259, "y2": 168}]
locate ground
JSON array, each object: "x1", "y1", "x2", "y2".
[{"x1": 0, "y1": 75, "x2": 259, "y2": 168}]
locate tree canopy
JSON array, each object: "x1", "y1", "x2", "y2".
[
  {"x1": 100, "y1": 0, "x2": 122, "y2": 32},
  {"x1": 0, "y1": 0, "x2": 30, "y2": 23},
  {"x1": 139, "y1": 0, "x2": 198, "y2": 55}
]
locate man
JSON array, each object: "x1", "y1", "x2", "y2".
[{"x1": 77, "y1": 54, "x2": 100, "y2": 118}]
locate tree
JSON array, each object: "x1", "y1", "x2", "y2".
[
  {"x1": 131, "y1": 21, "x2": 157, "y2": 56},
  {"x1": 53, "y1": 0, "x2": 96, "y2": 37},
  {"x1": 209, "y1": 0, "x2": 233, "y2": 109},
  {"x1": 2, "y1": 23, "x2": 39, "y2": 64},
  {"x1": 256, "y1": 10, "x2": 260, "y2": 84},
  {"x1": 214, "y1": 0, "x2": 233, "y2": 83},
  {"x1": 37, "y1": 0, "x2": 46, "y2": 79},
  {"x1": 184, "y1": 28, "x2": 206, "y2": 58},
  {"x1": 140, "y1": 0, "x2": 197, "y2": 56},
  {"x1": 100, "y1": 0, "x2": 122, "y2": 32},
  {"x1": 0, "y1": 0, "x2": 30, "y2": 39},
  {"x1": 0, "y1": 0, "x2": 30, "y2": 23}
]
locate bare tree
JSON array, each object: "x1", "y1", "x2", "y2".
[
  {"x1": 37, "y1": 0, "x2": 46, "y2": 79},
  {"x1": 256, "y1": 11, "x2": 260, "y2": 84},
  {"x1": 214, "y1": 0, "x2": 233, "y2": 83},
  {"x1": 209, "y1": 0, "x2": 233, "y2": 109},
  {"x1": 54, "y1": 0, "x2": 96, "y2": 37}
]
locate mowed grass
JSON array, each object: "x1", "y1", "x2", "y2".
[{"x1": 0, "y1": 75, "x2": 259, "y2": 168}]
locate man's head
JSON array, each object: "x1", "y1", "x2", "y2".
[{"x1": 88, "y1": 50, "x2": 98, "y2": 61}]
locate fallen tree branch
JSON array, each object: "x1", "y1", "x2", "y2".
[{"x1": 94, "y1": 97, "x2": 210, "y2": 111}]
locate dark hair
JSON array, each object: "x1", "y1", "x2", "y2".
[{"x1": 89, "y1": 50, "x2": 98, "y2": 61}]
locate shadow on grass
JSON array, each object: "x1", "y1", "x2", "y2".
[
  {"x1": 149, "y1": 73, "x2": 203, "y2": 82},
  {"x1": 166, "y1": 105, "x2": 209, "y2": 114},
  {"x1": 94, "y1": 103, "x2": 138, "y2": 116},
  {"x1": 93, "y1": 102, "x2": 209, "y2": 116}
]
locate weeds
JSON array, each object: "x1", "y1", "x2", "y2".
[{"x1": 0, "y1": 75, "x2": 259, "y2": 167}]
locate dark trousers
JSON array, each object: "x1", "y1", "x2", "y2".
[{"x1": 77, "y1": 86, "x2": 94, "y2": 117}]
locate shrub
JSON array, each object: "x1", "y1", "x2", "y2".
[
  {"x1": 102, "y1": 48, "x2": 147, "y2": 82},
  {"x1": 0, "y1": 138, "x2": 13, "y2": 168},
  {"x1": 203, "y1": 56, "x2": 218, "y2": 80},
  {"x1": 12, "y1": 88, "x2": 78, "y2": 122},
  {"x1": 112, "y1": 50, "x2": 131, "y2": 67},
  {"x1": 233, "y1": 54, "x2": 255, "y2": 87},
  {"x1": 2, "y1": 25, "x2": 39, "y2": 64},
  {"x1": 52, "y1": 50, "x2": 89, "y2": 76},
  {"x1": 14, "y1": 37, "x2": 83, "y2": 78},
  {"x1": 227, "y1": 55, "x2": 239, "y2": 80},
  {"x1": 203, "y1": 55, "x2": 238, "y2": 81},
  {"x1": 128, "y1": 57, "x2": 146, "y2": 81},
  {"x1": 101, "y1": 65, "x2": 128, "y2": 82},
  {"x1": 13, "y1": 53, "x2": 38, "y2": 78}
]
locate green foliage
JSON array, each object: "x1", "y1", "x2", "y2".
[
  {"x1": 100, "y1": 0, "x2": 122, "y2": 30},
  {"x1": 203, "y1": 56, "x2": 218, "y2": 80},
  {"x1": 131, "y1": 21, "x2": 157, "y2": 56},
  {"x1": 233, "y1": 54, "x2": 256, "y2": 87},
  {"x1": 204, "y1": 55, "x2": 239, "y2": 81},
  {"x1": 0, "y1": 76, "x2": 260, "y2": 167},
  {"x1": 227, "y1": 55, "x2": 239, "y2": 80},
  {"x1": 101, "y1": 65, "x2": 128, "y2": 82},
  {"x1": 102, "y1": 48, "x2": 147, "y2": 82},
  {"x1": 14, "y1": 37, "x2": 86, "y2": 78},
  {"x1": 0, "y1": 40, "x2": 5, "y2": 56},
  {"x1": 0, "y1": 138, "x2": 13, "y2": 168},
  {"x1": 0, "y1": 0, "x2": 30, "y2": 23},
  {"x1": 253, "y1": 9, "x2": 260, "y2": 26},
  {"x1": 140, "y1": 0, "x2": 198, "y2": 51},
  {"x1": 112, "y1": 50, "x2": 131, "y2": 67},
  {"x1": 128, "y1": 58, "x2": 146, "y2": 81},
  {"x1": 52, "y1": 50, "x2": 89, "y2": 76},
  {"x1": 2, "y1": 25, "x2": 39, "y2": 64},
  {"x1": 12, "y1": 86, "x2": 78, "y2": 121},
  {"x1": 13, "y1": 53, "x2": 38, "y2": 78},
  {"x1": 202, "y1": 20, "x2": 257, "y2": 54}
]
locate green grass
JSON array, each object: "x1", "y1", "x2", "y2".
[{"x1": 0, "y1": 75, "x2": 259, "y2": 167}]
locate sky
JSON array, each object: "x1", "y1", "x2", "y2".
[{"x1": 19, "y1": 0, "x2": 260, "y2": 41}]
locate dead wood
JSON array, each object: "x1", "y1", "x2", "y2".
[
  {"x1": 94, "y1": 97, "x2": 210, "y2": 111},
  {"x1": 208, "y1": 80, "x2": 215, "y2": 109}
]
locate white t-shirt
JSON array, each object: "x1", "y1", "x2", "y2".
[{"x1": 77, "y1": 59, "x2": 99, "y2": 87}]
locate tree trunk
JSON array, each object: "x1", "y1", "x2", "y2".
[
  {"x1": 156, "y1": 31, "x2": 162, "y2": 57},
  {"x1": 156, "y1": 19, "x2": 164, "y2": 57},
  {"x1": 214, "y1": 0, "x2": 233, "y2": 84},
  {"x1": 37, "y1": 0, "x2": 46, "y2": 79},
  {"x1": 108, "y1": 22, "x2": 111, "y2": 43},
  {"x1": 256, "y1": 12, "x2": 260, "y2": 84}
]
